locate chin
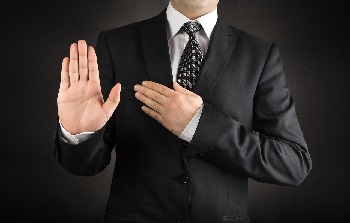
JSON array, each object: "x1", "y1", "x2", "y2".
[{"x1": 183, "y1": 0, "x2": 215, "y2": 8}]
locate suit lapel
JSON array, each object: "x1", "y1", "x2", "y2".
[
  {"x1": 192, "y1": 17, "x2": 237, "y2": 99},
  {"x1": 140, "y1": 10, "x2": 174, "y2": 89}
]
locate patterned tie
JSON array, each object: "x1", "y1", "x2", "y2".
[{"x1": 176, "y1": 21, "x2": 204, "y2": 90}]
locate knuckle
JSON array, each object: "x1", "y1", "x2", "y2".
[
  {"x1": 152, "y1": 102, "x2": 159, "y2": 110},
  {"x1": 90, "y1": 67, "x2": 99, "y2": 73},
  {"x1": 107, "y1": 96, "x2": 116, "y2": 104},
  {"x1": 70, "y1": 69, "x2": 77, "y2": 74},
  {"x1": 154, "y1": 113, "x2": 159, "y2": 120},
  {"x1": 79, "y1": 65, "x2": 87, "y2": 70}
]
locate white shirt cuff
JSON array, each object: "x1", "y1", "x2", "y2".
[
  {"x1": 58, "y1": 119, "x2": 95, "y2": 145},
  {"x1": 179, "y1": 104, "x2": 204, "y2": 142}
]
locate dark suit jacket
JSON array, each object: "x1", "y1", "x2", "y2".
[{"x1": 52, "y1": 9, "x2": 312, "y2": 223}]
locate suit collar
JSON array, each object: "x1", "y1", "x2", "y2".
[{"x1": 140, "y1": 9, "x2": 237, "y2": 98}]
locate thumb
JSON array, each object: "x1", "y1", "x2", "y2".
[
  {"x1": 173, "y1": 81, "x2": 195, "y2": 95},
  {"x1": 102, "y1": 83, "x2": 121, "y2": 119}
]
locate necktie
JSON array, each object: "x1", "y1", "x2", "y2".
[{"x1": 176, "y1": 21, "x2": 204, "y2": 90}]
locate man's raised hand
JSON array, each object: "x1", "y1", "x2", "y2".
[{"x1": 57, "y1": 40, "x2": 121, "y2": 135}]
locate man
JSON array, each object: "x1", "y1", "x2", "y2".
[{"x1": 53, "y1": 0, "x2": 312, "y2": 222}]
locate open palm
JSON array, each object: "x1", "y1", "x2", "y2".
[{"x1": 57, "y1": 40, "x2": 121, "y2": 135}]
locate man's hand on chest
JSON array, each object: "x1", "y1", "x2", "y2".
[{"x1": 134, "y1": 81, "x2": 203, "y2": 136}]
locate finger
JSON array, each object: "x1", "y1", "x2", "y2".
[
  {"x1": 69, "y1": 43, "x2": 79, "y2": 84},
  {"x1": 102, "y1": 83, "x2": 122, "y2": 120},
  {"x1": 135, "y1": 91, "x2": 163, "y2": 114},
  {"x1": 173, "y1": 82, "x2": 196, "y2": 95},
  {"x1": 78, "y1": 40, "x2": 88, "y2": 81},
  {"x1": 141, "y1": 105, "x2": 164, "y2": 124},
  {"x1": 134, "y1": 84, "x2": 166, "y2": 104},
  {"x1": 59, "y1": 57, "x2": 70, "y2": 92},
  {"x1": 141, "y1": 81, "x2": 173, "y2": 97},
  {"x1": 88, "y1": 46, "x2": 99, "y2": 83}
]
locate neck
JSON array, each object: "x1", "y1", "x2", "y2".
[{"x1": 171, "y1": 1, "x2": 217, "y2": 20}]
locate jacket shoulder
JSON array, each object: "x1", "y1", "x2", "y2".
[
  {"x1": 101, "y1": 11, "x2": 163, "y2": 39},
  {"x1": 220, "y1": 18, "x2": 274, "y2": 52}
]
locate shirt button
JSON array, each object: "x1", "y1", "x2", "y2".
[{"x1": 178, "y1": 174, "x2": 189, "y2": 184}]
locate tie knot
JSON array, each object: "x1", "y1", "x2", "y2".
[{"x1": 181, "y1": 21, "x2": 203, "y2": 37}]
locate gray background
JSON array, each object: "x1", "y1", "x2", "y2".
[{"x1": 1, "y1": 0, "x2": 349, "y2": 222}]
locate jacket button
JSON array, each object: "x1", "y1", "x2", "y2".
[
  {"x1": 195, "y1": 153, "x2": 204, "y2": 158},
  {"x1": 178, "y1": 174, "x2": 189, "y2": 184}
]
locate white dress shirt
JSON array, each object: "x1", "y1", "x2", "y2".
[{"x1": 59, "y1": 2, "x2": 218, "y2": 145}]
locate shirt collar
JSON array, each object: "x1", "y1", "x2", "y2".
[{"x1": 166, "y1": 2, "x2": 218, "y2": 41}]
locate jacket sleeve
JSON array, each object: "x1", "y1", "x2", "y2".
[
  {"x1": 52, "y1": 31, "x2": 116, "y2": 176},
  {"x1": 184, "y1": 44, "x2": 312, "y2": 186}
]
